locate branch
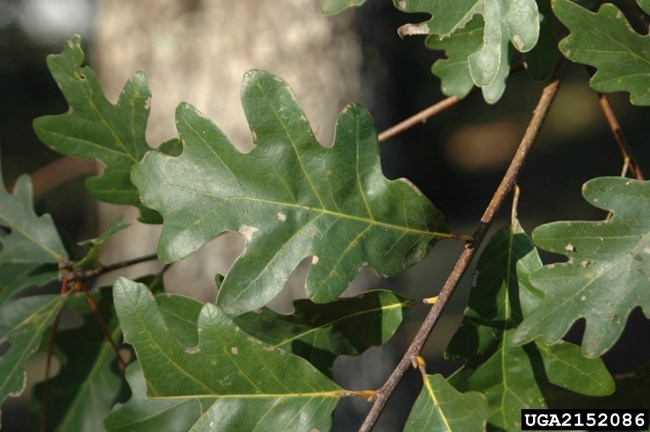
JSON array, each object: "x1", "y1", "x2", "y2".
[
  {"x1": 378, "y1": 64, "x2": 523, "y2": 143},
  {"x1": 378, "y1": 94, "x2": 463, "y2": 143},
  {"x1": 359, "y1": 64, "x2": 565, "y2": 431},
  {"x1": 597, "y1": 93, "x2": 644, "y2": 180},
  {"x1": 78, "y1": 253, "x2": 160, "y2": 279}
]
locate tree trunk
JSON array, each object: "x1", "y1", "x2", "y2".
[{"x1": 94, "y1": 0, "x2": 365, "y2": 306}]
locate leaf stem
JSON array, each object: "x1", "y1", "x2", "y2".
[
  {"x1": 359, "y1": 63, "x2": 565, "y2": 432},
  {"x1": 597, "y1": 93, "x2": 644, "y2": 180}
]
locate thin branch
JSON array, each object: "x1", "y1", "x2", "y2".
[
  {"x1": 377, "y1": 63, "x2": 524, "y2": 143},
  {"x1": 359, "y1": 64, "x2": 565, "y2": 432},
  {"x1": 597, "y1": 93, "x2": 644, "y2": 180},
  {"x1": 378, "y1": 94, "x2": 463, "y2": 143},
  {"x1": 78, "y1": 253, "x2": 160, "y2": 279}
]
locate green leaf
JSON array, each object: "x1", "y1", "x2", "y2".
[
  {"x1": 514, "y1": 177, "x2": 650, "y2": 357},
  {"x1": 397, "y1": 0, "x2": 540, "y2": 103},
  {"x1": 0, "y1": 263, "x2": 58, "y2": 304},
  {"x1": 639, "y1": 0, "x2": 650, "y2": 15},
  {"x1": 113, "y1": 278, "x2": 343, "y2": 431},
  {"x1": 132, "y1": 69, "x2": 451, "y2": 315},
  {"x1": 32, "y1": 35, "x2": 160, "y2": 222},
  {"x1": 523, "y1": 0, "x2": 561, "y2": 80},
  {"x1": 448, "y1": 222, "x2": 613, "y2": 430},
  {"x1": 553, "y1": 0, "x2": 650, "y2": 106},
  {"x1": 404, "y1": 374, "x2": 488, "y2": 432},
  {"x1": 0, "y1": 295, "x2": 66, "y2": 425},
  {"x1": 546, "y1": 361, "x2": 650, "y2": 409},
  {"x1": 0, "y1": 167, "x2": 66, "y2": 264},
  {"x1": 104, "y1": 363, "x2": 204, "y2": 432},
  {"x1": 426, "y1": 15, "x2": 484, "y2": 99},
  {"x1": 321, "y1": 0, "x2": 367, "y2": 15},
  {"x1": 234, "y1": 289, "x2": 413, "y2": 376},
  {"x1": 34, "y1": 288, "x2": 124, "y2": 431},
  {"x1": 76, "y1": 215, "x2": 130, "y2": 268}
]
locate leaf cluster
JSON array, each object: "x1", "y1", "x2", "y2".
[{"x1": 1, "y1": 0, "x2": 649, "y2": 430}]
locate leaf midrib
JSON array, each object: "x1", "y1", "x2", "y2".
[{"x1": 174, "y1": 184, "x2": 452, "y2": 239}]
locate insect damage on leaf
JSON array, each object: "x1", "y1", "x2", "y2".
[{"x1": 132, "y1": 69, "x2": 453, "y2": 315}]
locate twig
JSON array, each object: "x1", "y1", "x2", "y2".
[
  {"x1": 79, "y1": 253, "x2": 160, "y2": 279},
  {"x1": 378, "y1": 94, "x2": 464, "y2": 143},
  {"x1": 377, "y1": 63, "x2": 524, "y2": 143},
  {"x1": 597, "y1": 93, "x2": 644, "y2": 180},
  {"x1": 359, "y1": 64, "x2": 564, "y2": 431},
  {"x1": 79, "y1": 283, "x2": 128, "y2": 369}
]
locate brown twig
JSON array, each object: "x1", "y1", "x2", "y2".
[
  {"x1": 78, "y1": 253, "x2": 160, "y2": 279},
  {"x1": 597, "y1": 93, "x2": 644, "y2": 180},
  {"x1": 377, "y1": 63, "x2": 524, "y2": 143},
  {"x1": 378, "y1": 94, "x2": 464, "y2": 143},
  {"x1": 79, "y1": 283, "x2": 128, "y2": 369},
  {"x1": 40, "y1": 277, "x2": 72, "y2": 432},
  {"x1": 359, "y1": 64, "x2": 564, "y2": 431},
  {"x1": 27, "y1": 157, "x2": 96, "y2": 200}
]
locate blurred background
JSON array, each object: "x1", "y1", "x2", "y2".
[{"x1": 1, "y1": 0, "x2": 649, "y2": 430}]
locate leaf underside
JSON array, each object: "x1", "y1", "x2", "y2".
[
  {"x1": 514, "y1": 177, "x2": 650, "y2": 357},
  {"x1": 396, "y1": 0, "x2": 540, "y2": 103},
  {"x1": 448, "y1": 222, "x2": 613, "y2": 430},
  {"x1": 553, "y1": 0, "x2": 650, "y2": 106},
  {"x1": 132, "y1": 69, "x2": 449, "y2": 315},
  {"x1": 32, "y1": 35, "x2": 160, "y2": 222},
  {"x1": 112, "y1": 278, "x2": 342, "y2": 431}
]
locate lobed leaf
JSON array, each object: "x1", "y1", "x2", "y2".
[
  {"x1": 514, "y1": 177, "x2": 650, "y2": 357},
  {"x1": 113, "y1": 278, "x2": 343, "y2": 431},
  {"x1": 34, "y1": 288, "x2": 124, "y2": 431},
  {"x1": 132, "y1": 69, "x2": 451, "y2": 315},
  {"x1": 104, "y1": 363, "x2": 204, "y2": 432},
  {"x1": 397, "y1": 0, "x2": 540, "y2": 103},
  {"x1": 33, "y1": 36, "x2": 160, "y2": 221},
  {"x1": 553, "y1": 0, "x2": 650, "y2": 106},
  {"x1": 0, "y1": 295, "x2": 66, "y2": 426},
  {"x1": 404, "y1": 374, "x2": 488, "y2": 431},
  {"x1": 448, "y1": 222, "x2": 613, "y2": 430},
  {"x1": 234, "y1": 289, "x2": 413, "y2": 376},
  {"x1": 0, "y1": 167, "x2": 66, "y2": 265},
  {"x1": 0, "y1": 263, "x2": 58, "y2": 304}
]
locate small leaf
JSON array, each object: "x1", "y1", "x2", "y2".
[
  {"x1": 321, "y1": 0, "x2": 367, "y2": 15},
  {"x1": 113, "y1": 278, "x2": 342, "y2": 431},
  {"x1": 426, "y1": 15, "x2": 484, "y2": 99},
  {"x1": 553, "y1": 0, "x2": 650, "y2": 106},
  {"x1": 234, "y1": 289, "x2": 413, "y2": 376},
  {"x1": 104, "y1": 363, "x2": 203, "y2": 432},
  {"x1": 448, "y1": 222, "x2": 613, "y2": 430},
  {"x1": 0, "y1": 166, "x2": 67, "y2": 264},
  {"x1": 0, "y1": 295, "x2": 66, "y2": 424},
  {"x1": 33, "y1": 288, "x2": 124, "y2": 431},
  {"x1": 33, "y1": 35, "x2": 160, "y2": 221},
  {"x1": 514, "y1": 177, "x2": 650, "y2": 357},
  {"x1": 397, "y1": 0, "x2": 540, "y2": 103},
  {"x1": 76, "y1": 215, "x2": 130, "y2": 268},
  {"x1": 404, "y1": 374, "x2": 488, "y2": 432},
  {"x1": 132, "y1": 70, "x2": 450, "y2": 315}
]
